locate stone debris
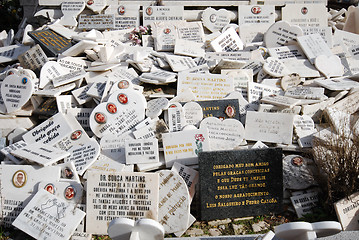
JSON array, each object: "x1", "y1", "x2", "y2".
[{"x1": 0, "y1": 0, "x2": 358, "y2": 239}]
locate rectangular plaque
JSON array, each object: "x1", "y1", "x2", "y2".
[
  {"x1": 199, "y1": 148, "x2": 283, "y2": 220},
  {"x1": 28, "y1": 29, "x2": 73, "y2": 57},
  {"x1": 78, "y1": 14, "x2": 115, "y2": 30},
  {"x1": 86, "y1": 171, "x2": 159, "y2": 234},
  {"x1": 18, "y1": 44, "x2": 48, "y2": 74}
]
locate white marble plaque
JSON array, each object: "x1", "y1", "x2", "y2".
[
  {"x1": 57, "y1": 56, "x2": 88, "y2": 72},
  {"x1": 183, "y1": 102, "x2": 203, "y2": 127},
  {"x1": 314, "y1": 55, "x2": 344, "y2": 79},
  {"x1": 283, "y1": 59, "x2": 321, "y2": 78},
  {"x1": 174, "y1": 39, "x2": 205, "y2": 58},
  {"x1": 72, "y1": 84, "x2": 93, "y2": 105},
  {"x1": 202, "y1": 8, "x2": 231, "y2": 33},
  {"x1": 290, "y1": 192, "x2": 319, "y2": 218},
  {"x1": 221, "y1": 69, "x2": 253, "y2": 91},
  {"x1": 105, "y1": 4, "x2": 140, "y2": 30},
  {"x1": 146, "y1": 97, "x2": 169, "y2": 119},
  {"x1": 60, "y1": 1, "x2": 85, "y2": 27},
  {"x1": 261, "y1": 94, "x2": 301, "y2": 108},
  {"x1": 238, "y1": 5, "x2": 275, "y2": 25},
  {"x1": 297, "y1": 34, "x2": 332, "y2": 64},
  {"x1": 178, "y1": 72, "x2": 233, "y2": 100},
  {"x1": 18, "y1": 44, "x2": 48, "y2": 72},
  {"x1": 263, "y1": 57, "x2": 291, "y2": 77},
  {"x1": 258, "y1": 104, "x2": 301, "y2": 114},
  {"x1": 40, "y1": 61, "x2": 68, "y2": 89},
  {"x1": 264, "y1": 21, "x2": 303, "y2": 48},
  {"x1": 245, "y1": 111, "x2": 294, "y2": 144},
  {"x1": 11, "y1": 143, "x2": 70, "y2": 166},
  {"x1": 314, "y1": 78, "x2": 359, "y2": 91},
  {"x1": 162, "y1": 129, "x2": 209, "y2": 167},
  {"x1": 0, "y1": 45, "x2": 30, "y2": 64},
  {"x1": 52, "y1": 69, "x2": 86, "y2": 88},
  {"x1": 158, "y1": 170, "x2": 190, "y2": 234},
  {"x1": 12, "y1": 189, "x2": 85, "y2": 240},
  {"x1": 247, "y1": 82, "x2": 283, "y2": 110},
  {"x1": 199, "y1": 117, "x2": 245, "y2": 150},
  {"x1": 282, "y1": 4, "x2": 327, "y2": 28},
  {"x1": 268, "y1": 45, "x2": 306, "y2": 60},
  {"x1": 167, "y1": 103, "x2": 185, "y2": 132},
  {"x1": 210, "y1": 28, "x2": 244, "y2": 52},
  {"x1": 175, "y1": 21, "x2": 205, "y2": 43},
  {"x1": 125, "y1": 138, "x2": 159, "y2": 164},
  {"x1": 285, "y1": 86, "x2": 326, "y2": 100},
  {"x1": 165, "y1": 54, "x2": 197, "y2": 72},
  {"x1": 143, "y1": 6, "x2": 184, "y2": 27},
  {"x1": 86, "y1": 171, "x2": 159, "y2": 234},
  {"x1": 171, "y1": 162, "x2": 199, "y2": 203},
  {"x1": 335, "y1": 192, "x2": 359, "y2": 231},
  {"x1": 78, "y1": 14, "x2": 115, "y2": 30}
]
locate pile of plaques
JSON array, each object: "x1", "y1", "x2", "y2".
[{"x1": 0, "y1": 0, "x2": 359, "y2": 239}]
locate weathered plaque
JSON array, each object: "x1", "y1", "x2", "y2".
[
  {"x1": 28, "y1": 29, "x2": 73, "y2": 57},
  {"x1": 78, "y1": 14, "x2": 115, "y2": 30},
  {"x1": 199, "y1": 148, "x2": 283, "y2": 220}
]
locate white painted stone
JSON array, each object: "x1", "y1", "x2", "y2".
[
  {"x1": 12, "y1": 189, "x2": 85, "y2": 240},
  {"x1": 245, "y1": 111, "x2": 294, "y2": 144},
  {"x1": 162, "y1": 129, "x2": 209, "y2": 167},
  {"x1": 59, "y1": 1, "x2": 85, "y2": 27},
  {"x1": 202, "y1": 8, "x2": 232, "y2": 33},
  {"x1": 199, "y1": 117, "x2": 245, "y2": 150},
  {"x1": 158, "y1": 170, "x2": 190, "y2": 234},
  {"x1": 143, "y1": 6, "x2": 184, "y2": 27},
  {"x1": 86, "y1": 171, "x2": 159, "y2": 234},
  {"x1": 314, "y1": 55, "x2": 344, "y2": 78},
  {"x1": 125, "y1": 138, "x2": 159, "y2": 164},
  {"x1": 263, "y1": 57, "x2": 291, "y2": 77},
  {"x1": 178, "y1": 72, "x2": 233, "y2": 101},
  {"x1": 1, "y1": 74, "x2": 34, "y2": 113},
  {"x1": 264, "y1": 21, "x2": 303, "y2": 48},
  {"x1": 210, "y1": 27, "x2": 244, "y2": 52},
  {"x1": 183, "y1": 102, "x2": 203, "y2": 127},
  {"x1": 282, "y1": 4, "x2": 327, "y2": 28},
  {"x1": 291, "y1": 192, "x2": 319, "y2": 218},
  {"x1": 335, "y1": 192, "x2": 359, "y2": 231},
  {"x1": 11, "y1": 143, "x2": 70, "y2": 166},
  {"x1": 66, "y1": 137, "x2": 100, "y2": 175}
]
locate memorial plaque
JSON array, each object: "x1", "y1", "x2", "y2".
[
  {"x1": 59, "y1": 1, "x2": 85, "y2": 27},
  {"x1": 105, "y1": 4, "x2": 140, "y2": 30},
  {"x1": 143, "y1": 6, "x2": 184, "y2": 27},
  {"x1": 195, "y1": 99, "x2": 241, "y2": 120},
  {"x1": 268, "y1": 45, "x2": 306, "y2": 60},
  {"x1": 18, "y1": 45, "x2": 48, "y2": 74},
  {"x1": 177, "y1": 72, "x2": 233, "y2": 100},
  {"x1": 282, "y1": 4, "x2": 327, "y2": 28},
  {"x1": 172, "y1": 162, "x2": 199, "y2": 202},
  {"x1": 125, "y1": 138, "x2": 159, "y2": 164},
  {"x1": 335, "y1": 192, "x2": 359, "y2": 230},
  {"x1": 245, "y1": 111, "x2": 294, "y2": 145},
  {"x1": 264, "y1": 21, "x2": 303, "y2": 48},
  {"x1": 202, "y1": 8, "x2": 231, "y2": 33},
  {"x1": 0, "y1": 45, "x2": 30, "y2": 64},
  {"x1": 238, "y1": 5, "x2": 275, "y2": 25},
  {"x1": 78, "y1": 14, "x2": 115, "y2": 30},
  {"x1": 183, "y1": 102, "x2": 203, "y2": 126},
  {"x1": 175, "y1": 21, "x2": 205, "y2": 43},
  {"x1": 210, "y1": 28, "x2": 244, "y2": 52},
  {"x1": 290, "y1": 192, "x2": 319, "y2": 218},
  {"x1": 199, "y1": 148, "x2": 283, "y2": 220},
  {"x1": 12, "y1": 189, "x2": 85, "y2": 240},
  {"x1": 86, "y1": 171, "x2": 159, "y2": 234},
  {"x1": 297, "y1": 34, "x2": 332, "y2": 64},
  {"x1": 28, "y1": 29, "x2": 73, "y2": 57}
]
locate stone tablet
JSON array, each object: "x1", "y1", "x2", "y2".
[
  {"x1": 1, "y1": 74, "x2": 34, "y2": 113},
  {"x1": 238, "y1": 5, "x2": 275, "y2": 25},
  {"x1": 158, "y1": 170, "x2": 190, "y2": 234},
  {"x1": 86, "y1": 171, "x2": 159, "y2": 234},
  {"x1": 11, "y1": 143, "x2": 70, "y2": 166},
  {"x1": 199, "y1": 148, "x2": 283, "y2": 220},
  {"x1": 247, "y1": 82, "x2": 283, "y2": 110},
  {"x1": 263, "y1": 57, "x2": 291, "y2": 77},
  {"x1": 52, "y1": 69, "x2": 87, "y2": 87},
  {"x1": 199, "y1": 117, "x2": 245, "y2": 150},
  {"x1": 40, "y1": 61, "x2": 69, "y2": 89},
  {"x1": 78, "y1": 14, "x2": 115, "y2": 30},
  {"x1": 210, "y1": 28, "x2": 244, "y2": 52},
  {"x1": 0, "y1": 45, "x2": 30, "y2": 64},
  {"x1": 196, "y1": 99, "x2": 241, "y2": 120},
  {"x1": 177, "y1": 72, "x2": 233, "y2": 100},
  {"x1": 59, "y1": 1, "x2": 86, "y2": 27},
  {"x1": 18, "y1": 44, "x2": 48, "y2": 74},
  {"x1": 105, "y1": 4, "x2": 140, "y2": 30},
  {"x1": 165, "y1": 54, "x2": 197, "y2": 72},
  {"x1": 143, "y1": 6, "x2": 184, "y2": 27},
  {"x1": 162, "y1": 129, "x2": 210, "y2": 167},
  {"x1": 175, "y1": 21, "x2": 205, "y2": 43},
  {"x1": 166, "y1": 103, "x2": 185, "y2": 132},
  {"x1": 28, "y1": 29, "x2": 73, "y2": 57},
  {"x1": 261, "y1": 95, "x2": 301, "y2": 108},
  {"x1": 285, "y1": 86, "x2": 326, "y2": 100},
  {"x1": 282, "y1": 4, "x2": 327, "y2": 28},
  {"x1": 334, "y1": 192, "x2": 359, "y2": 230},
  {"x1": 290, "y1": 192, "x2": 319, "y2": 218},
  {"x1": 268, "y1": 45, "x2": 306, "y2": 60},
  {"x1": 125, "y1": 138, "x2": 159, "y2": 164},
  {"x1": 315, "y1": 78, "x2": 359, "y2": 91},
  {"x1": 202, "y1": 8, "x2": 231, "y2": 33},
  {"x1": 314, "y1": 55, "x2": 344, "y2": 78},
  {"x1": 171, "y1": 162, "x2": 199, "y2": 203},
  {"x1": 12, "y1": 189, "x2": 85, "y2": 240},
  {"x1": 245, "y1": 111, "x2": 294, "y2": 145},
  {"x1": 264, "y1": 21, "x2": 303, "y2": 48},
  {"x1": 297, "y1": 34, "x2": 332, "y2": 64},
  {"x1": 183, "y1": 102, "x2": 203, "y2": 126}
]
